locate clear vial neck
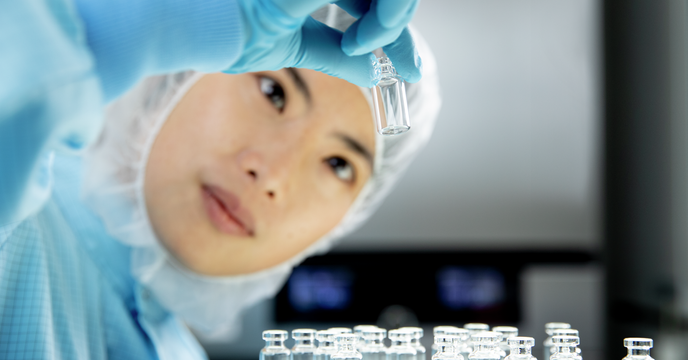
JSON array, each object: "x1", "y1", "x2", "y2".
[
  {"x1": 436, "y1": 345, "x2": 455, "y2": 355},
  {"x1": 393, "y1": 340, "x2": 413, "y2": 347},
  {"x1": 267, "y1": 340, "x2": 287, "y2": 348},
  {"x1": 377, "y1": 57, "x2": 397, "y2": 77},
  {"x1": 555, "y1": 346, "x2": 577, "y2": 354},
  {"x1": 338, "y1": 344, "x2": 357, "y2": 353},
  {"x1": 628, "y1": 348, "x2": 651, "y2": 356},
  {"x1": 296, "y1": 339, "x2": 315, "y2": 347},
  {"x1": 320, "y1": 342, "x2": 337, "y2": 349},
  {"x1": 363, "y1": 339, "x2": 384, "y2": 348},
  {"x1": 510, "y1": 347, "x2": 532, "y2": 356},
  {"x1": 474, "y1": 344, "x2": 497, "y2": 352}
]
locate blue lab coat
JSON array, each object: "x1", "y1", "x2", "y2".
[{"x1": 0, "y1": 0, "x2": 242, "y2": 358}]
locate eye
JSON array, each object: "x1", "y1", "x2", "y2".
[
  {"x1": 260, "y1": 76, "x2": 285, "y2": 112},
  {"x1": 326, "y1": 157, "x2": 355, "y2": 183}
]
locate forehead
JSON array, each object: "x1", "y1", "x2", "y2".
[{"x1": 298, "y1": 69, "x2": 376, "y2": 154}]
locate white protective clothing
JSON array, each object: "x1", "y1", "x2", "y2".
[{"x1": 81, "y1": 5, "x2": 441, "y2": 338}]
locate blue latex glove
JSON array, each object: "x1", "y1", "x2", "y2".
[{"x1": 226, "y1": 0, "x2": 422, "y2": 87}]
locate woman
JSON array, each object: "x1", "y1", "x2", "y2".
[{"x1": 0, "y1": 4, "x2": 439, "y2": 360}]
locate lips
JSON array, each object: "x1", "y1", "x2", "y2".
[{"x1": 201, "y1": 185, "x2": 255, "y2": 237}]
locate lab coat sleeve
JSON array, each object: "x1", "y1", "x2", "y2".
[{"x1": 0, "y1": 0, "x2": 243, "y2": 226}]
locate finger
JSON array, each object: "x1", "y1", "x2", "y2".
[
  {"x1": 342, "y1": 10, "x2": 405, "y2": 56},
  {"x1": 377, "y1": 0, "x2": 418, "y2": 29},
  {"x1": 340, "y1": 0, "x2": 418, "y2": 55},
  {"x1": 334, "y1": 0, "x2": 370, "y2": 18},
  {"x1": 290, "y1": 17, "x2": 379, "y2": 87},
  {"x1": 270, "y1": 0, "x2": 340, "y2": 19},
  {"x1": 382, "y1": 27, "x2": 422, "y2": 83}
]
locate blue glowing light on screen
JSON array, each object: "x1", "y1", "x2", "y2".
[
  {"x1": 436, "y1": 267, "x2": 505, "y2": 310},
  {"x1": 288, "y1": 267, "x2": 353, "y2": 312}
]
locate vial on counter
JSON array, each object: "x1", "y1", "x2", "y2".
[
  {"x1": 400, "y1": 327, "x2": 426, "y2": 360},
  {"x1": 550, "y1": 336, "x2": 581, "y2": 360},
  {"x1": 355, "y1": 326, "x2": 380, "y2": 350},
  {"x1": 261, "y1": 330, "x2": 291, "y2": 360},
  {"x1": 292, "y1": 329, "x2": 317, "y2": 360},
  {"x1": 464, "y1": 324, "x2": 490, "y2": 352},
  {"x1": 550, "y1": 330, "x2": 580, "y2": 355},
  {"x1": 360, "y1": 327, "x2": 388, "y2": 360},
  {"x1": 452, "y1": 329, "x2": 472, "y2": 360},
  {"x1": 622, "y1": 338, "x2": 654, "y2": 360},
  {"x1": 432, "y1": 327, "x2": 462, "y2": 356},
  {"x1": 491, "y1": 327, "x2": 518, "y2": 360},
  {"x1": 503, "y1": 337, "x2": 536, "y2": 360},
  {"x1": 333, "y1": 334, "x2": 363, "y2": 360},
  {"x1": 316, "y1": 330, "x2": 339, "y2": 360},
  {"x1": 371, "y1": 56, "x2": 410, "y2": 136},
  {"x1": 468, "y1": 331, "x2": 502, "y2": 360},
  {"x1": 543, "y1": 323, "x2": 571, "y2": 360},
  {"x1": 432, "y1": 334, "x2": 463, "y2": 360},
  {"x1": 387, "y1": 329, "x2": 417, "y2": 360}
]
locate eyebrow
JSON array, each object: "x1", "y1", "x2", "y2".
[
  {"x1": 335, "y1": 132, "x2": 374, "y2": 170},
  {"x1": 285, "y1": 68, "x2": 311, "y2": 104}
]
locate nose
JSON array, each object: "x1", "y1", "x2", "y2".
[{"x1": 237, "y1": 148, "x2": 293, "y2": 200}]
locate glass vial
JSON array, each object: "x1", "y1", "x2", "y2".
[
  {"x1": 433, "y1": 334, "x2": 464, "y2": 360},
  {"x1": 400, "y1": 327, "x2": 426, "y2": 360},
  {"x1": 355, "y1": 326, "x2": 380, "y2": 350},
  {"x1": 504, "y1": 337, "x2": 536, "y2": 360},
  {"x1": 550, "y1": 336, "x2": 581, "y2": 360},
  {"x1": 464, "y1": 324, "x2": 490, "y2": 353},
  {"x1": 293, "y1": 329, "x2": 317, "y2": 360},
  {"x1": 433, "y1": 327, "x2": 462, "y2": 356},
  {"x1": 316, "y1": 330, "x2": 339, "y2": 360},
  {"x1": 452, "y1": 329, "x2": 472, "y2": 360},
  {"x1": 333, "y1": 334, "x2": 363, "y2": 360},
  {"x1": 622, "y1": 338, "x2": 654, "y2": 360},
  {"x1": 371, "y1": 56, "x2": 410, "y2": 136},
  {"x1": 360, "y1": 327, "x2": 388, "y2": 360},
  {"x1": 492, "y1": 327, "x2": 518, "y2": 360},
  {"x1": 261, "y1": 330, "x2": 291, "y2": 360},
  {"x1": 550, "y1": 330, "x2": 580, "y2": 356},
  {"x1": 543, "y1": 323, "x2": 571, "y2": 360},
  {"x1": 468, "y1": 331, "x2": 502, "y2": 360},
  {"x1": 387, "y1": 329, "x2": 417, "y2": 360}
]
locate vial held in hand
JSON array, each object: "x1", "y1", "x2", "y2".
[{"x1": 371, "y1": 56, "x2": 410, "y2": 136}]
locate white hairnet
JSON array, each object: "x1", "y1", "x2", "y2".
[{"x1": 82, "y1": 5, "x2": 441, "y2": 339}]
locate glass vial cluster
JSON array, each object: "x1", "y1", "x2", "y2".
[
  {"x1": 622, "y1": 338, "x2": 653, "y2": 360},
  {"x1": 262, "y1": 330, "x2": 291, "y2": 360},
  {"x1": 503, "y1": 337, "x2": 536, "y2": 360},
  {"x1": 371, "y1": 56, "x2": 410, "y2": 136}
]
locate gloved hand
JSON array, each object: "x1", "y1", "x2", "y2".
[{"x1": 225, "y1": 0, "x2": 422, "y2": 88}]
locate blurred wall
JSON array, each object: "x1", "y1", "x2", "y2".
[{"x1": 337, "y1": 0, "x2": 601, "y2": 251}]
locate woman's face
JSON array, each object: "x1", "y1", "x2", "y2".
[{"x1": 144, "y1": 70, "x2": 375, "y2": 276}]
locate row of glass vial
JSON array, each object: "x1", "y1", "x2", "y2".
[
  {"x1": 432, "y1": 324, "x2": 524, "y2": 360},
  {"x1": 259, "y1": 326, "x2": 426, "y2": 360}
]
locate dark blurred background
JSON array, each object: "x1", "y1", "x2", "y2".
[{"x1": 197, "y1": 1, "x2": 688, "y2": 359}]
